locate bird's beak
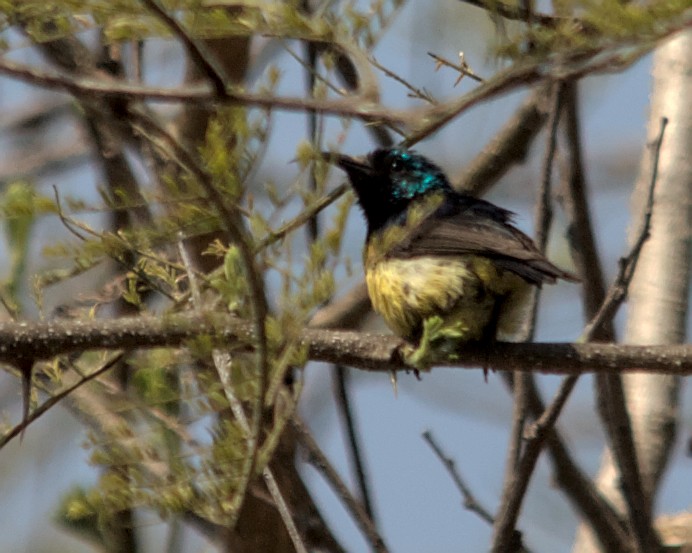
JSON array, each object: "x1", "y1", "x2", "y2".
[{"x1": 320, "y1": 152, "x2": 373, "y2": 178}]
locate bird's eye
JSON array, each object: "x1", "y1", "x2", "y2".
[{"x1": 389, "y1": 158, "x2": 403, "y2": 172}]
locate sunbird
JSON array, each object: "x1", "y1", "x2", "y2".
[{"x1": 324, "y1": 148, "x2": 577, "y2": 364}]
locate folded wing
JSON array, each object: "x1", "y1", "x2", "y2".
[{"x1": 390, "y1": 195, "x2": 578, "y2": 286}]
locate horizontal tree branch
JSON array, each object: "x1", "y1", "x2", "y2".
[
  {"x1": 1, "y1": 313, "x2": 691, "y2": 375},
  {"x1": 0, "y1": 56, "x2": 402, "y2": 125},
  {"x1": 2, "y1": 29, "x2": 681, "y2": 146}
]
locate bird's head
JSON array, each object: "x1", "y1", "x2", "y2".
[{"x1": 324, "y1": 148, "x2": 452, "y2": 233}]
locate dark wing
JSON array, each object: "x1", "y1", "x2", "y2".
[{"x1": 390, "y1": 195, "x2": 578, "y2": 286}]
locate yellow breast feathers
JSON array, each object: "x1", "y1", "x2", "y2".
[{"x1": 365, "y1": 252, "x2": 530, "y2": 343}]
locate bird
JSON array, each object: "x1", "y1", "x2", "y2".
[{"x1": 323, "y1": 148, "x2": 578, "y2": 365}]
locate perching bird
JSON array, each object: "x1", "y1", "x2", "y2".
[{"x1": 324, "y1": 148, "x2": 577, "y2": 362}]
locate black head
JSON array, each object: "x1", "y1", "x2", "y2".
[{"x1": 324, "y1": 148, "x2": 452, "y2": 233}]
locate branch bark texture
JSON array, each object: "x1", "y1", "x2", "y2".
[{"x1": 1, "y1": 313, "x2": 692, "y2": 376}]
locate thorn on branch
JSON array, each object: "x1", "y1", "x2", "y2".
[
  {"x1": 2, "y1": 353, "x2": 125, "y2": 448},
  {"x1": 428, "y1": 52, "x2": 484, "y2": 84}
]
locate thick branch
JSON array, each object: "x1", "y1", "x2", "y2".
[{"x1": 1, "y1": 314, "x2": 692, "y2": 375}]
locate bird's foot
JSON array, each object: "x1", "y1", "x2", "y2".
[{"x1": 401, "y1": 316, "x2": 469, "y2": 370}]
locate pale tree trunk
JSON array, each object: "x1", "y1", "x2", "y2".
[{"x1": 572, "y1": 30, "x2": 692, "y2": 553}]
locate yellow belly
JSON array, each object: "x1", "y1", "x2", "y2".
[{"x1": 365, "y1": 254, "x2": 530, "y2": 342}]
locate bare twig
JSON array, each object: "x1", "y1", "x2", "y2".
[
  {"x1": 171, "y1": 182, "x2": 351, "y2": 311},
  {"x1": 535, "y1": 82, "x2": 563, "y2": 252},
  {"x1": 294, "y1": 419, "x2": 389, "y2": 553},
  {"x1": 256, "y1": 184, "x2": 349, "y2": 252},
  {"x1": 504, "y1": 373, "x2": 632, "y2": 551},
  {"x1": 492, "y1": 382, "x2": 587, "y2": 552},
  {"x1": 583, "y1": 118, "x2": 668, "y2": 339},
  {"x1": 491, "y1": 81, "x2": 565, "y2": 553},
  {"x1": 405, "y1": 42, "x2": 658, "y2": 147},
  {"x1": 332, "y1": 366, "x2": 377, "y2": 522},
  {"x1": 452, "y1": 85, "x2": 550, "y2": 195},
  {"x1": 489, "y1": 108, "x2": 664, "y2": 552},
  {"x1": 514, "y1": 83, "x2": 619, "y2": 551},
  {"x1": 313, "y1": 42, "x2": 395, "y2": 146},
  {"x1": 422, "y1": 431, "x2": 494, "y2": 525},
  {"x1": 428, "y1": 51, "x2": 484, "y2": 84},
  {"x1": 295, "y1": 16, "x2": 381, "y2": 525},
  {"x1": 52, "y1": 186, "x2": 88, "y2": 242},
  {"x1": 140, "y1": 0, "x2": 229, "y2": 95},
  {"x1": 592, "y1": 118, "x2": 668, "y2": 553},
  {"x1": 0, "y1": 56, "x2": 406, "y2": 125},
  {"x1": 371, "y1": 56, "x2": 436, "y2": 103},
  {"x1": 560, "y1": 83, "x2": 613, "y2": 338},
  {"x1": 519, "y1": 117, "x2": 668, "y2": 553},
  {"x1": 0, "y1": 38, "x2": 669, "y2": 145},
  {"x1": 1, "y1": 353, "x2": 124, "y2": 448},
  {"x1": 458, "y1": 0, "x2": 572, "y2": 28}
]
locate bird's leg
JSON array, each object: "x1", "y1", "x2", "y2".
[{"x1": 401, "y1": 316, "x2": 470, "y2": 370}]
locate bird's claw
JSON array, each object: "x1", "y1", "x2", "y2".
[{"x1": 399, "y1": 316, "x2": 469, "y2": 370}]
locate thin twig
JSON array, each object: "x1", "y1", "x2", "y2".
[
  {"x1": 371, "y1": 56, "x2": 436, "y2": 103},
  {"x1": 0, "y1": 353, "x2": 125, "y2": 448},
  {"x1": 582, "y1": 117, "x2": 668, "y2": 339},
  {"x1": 333, "y1": 366, "x2": 377, "y2": 522},
  {"x1": 0, "y1": 55, "x2": 406, "y2": 125},
  {"x1": 0, "y1": 38, "x2": 670, "y2": 143},
  {"x1": 312, "y1": 42, "x2": 396, "y2": 146},
  {"x1": 178, "y1": 238, "x2": 255, "y2": 533},
  {"x1": 535, "y1": 81, "x2": 563, "y2": 252},
  {"x1": 591, "y1": 118, "x2": 668, "y2": 553},
  {"x1": 502, "y1": 372, "x2": 632, "y2": 551},
  {"x1": 405, "y1": 42, "x2": 659, "y2": 147},
  {"x1": 515, "y1": 83, "x2": 621, "y2": 552},
  {"x1": 490, "y1": 81, "x2": 564, "y2": 553},
  {"x1": 180, "y1": 230, "x2": 248, "y2": 464},
  {"x1": 52, "y1": 186, "x2": 87, "y2": 241},
  {"x1": 283, "y1": 42, "x2": 347, "y2": 100},
  {"x1": 140, "y1": 0, "x2": 229, "y2": 95},
  {"x1": 255, "y1": 184, "x2": 349, "y2": 252},
  {"x1": 452, "y1": 85, "x2": 550, "y2": 195},
  {"x1": 293, "y1": 418, "x2": 389, "y2": 553},
  {"x1": 520, "y1": 117, "x2": 668, "y2": 553},
  {"x1": 559, "y1": 83, "x2": 613, "y2": 338},
  {"x1": 171, "y1": 182, "x2": 350, "y2": 311},
  {"x1": 422, "y1": 431, "x2": 494, "y2": 525},
  {"x1": 458, "y1": 0, "x2": 572, "y2": 28},
  {"x1": 428, "y1": 51, "x2": 484, "y2": 83}
]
